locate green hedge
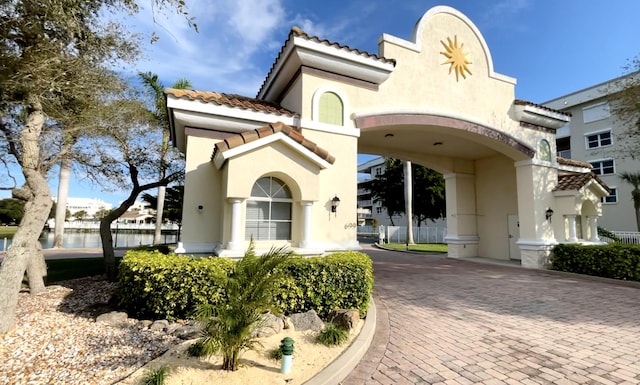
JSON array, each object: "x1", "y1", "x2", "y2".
[
  {"x1": 118, "y1": 250, "x2": 374, "y2": 320},
  {"x1": 117, "y1": 251, "x2": 235, "y2": 320},
  {"x1": 551, "y1": 243, "x2": 640, "y2": 281},
  {"x1": 274, "y1": 251, "x2": 374, "y2": 318}
]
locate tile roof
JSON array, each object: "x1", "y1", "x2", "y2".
[
  {"x1": 165, "y1": 88, "x2": 295, "y2": 116},
  {"x1": 212, "y1": 122, "x2": 335, "y2": 165},
  {"x1": 557, "y1": 156, "x2": 592, "y2": 169},
  {"x1": 257, "y1": 27, "x2": 396, "y2": 98},
  {"x1": 553, "y1": 172, "x2": 611, "y2": 193},
  {"x1": 514, "y1": 99, "x2": 572, "y2": 117}
]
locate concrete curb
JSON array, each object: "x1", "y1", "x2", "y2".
[{"x1": 303, "y1": 298, "x2": 377, "y2": 385}]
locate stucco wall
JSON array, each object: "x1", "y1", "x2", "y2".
[
  {"x1": 181, "y1": 136, "x2": 223, "y2": 251},
  {"x1": 475, "y1": 155, "x2": 518, "y2": 259}
]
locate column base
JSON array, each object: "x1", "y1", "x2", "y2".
[
  {"x1": 517, "y1": 239, "x2": 556, "y2": 269},
  {"x1": 445, "y1": 235, "x2": 479, "y2": 258}
]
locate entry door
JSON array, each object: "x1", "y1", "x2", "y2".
[{"x1": 507, "y1": 214, "x2": 521, "y2": 260}]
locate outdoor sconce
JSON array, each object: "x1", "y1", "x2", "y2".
[
  {"x1": 545, "y1": 208, "x2": 554, "y2": 222},
  {"x1": 331, "y1": 195, "x2": 341, "y2": 214}
]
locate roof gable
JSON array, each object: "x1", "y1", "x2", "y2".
[
  {"x1": 553, "y1": 172, "x2": 611, "y2": 197},
  {"x1": 211, "y1": 122, "x2": 335, "y2": 169},
  {"x1": 257, "y1": 27, "x2": 395, "y2": 101},
  {"x1": 165, "y1": 88, "x2": 295, "y2": 116}
]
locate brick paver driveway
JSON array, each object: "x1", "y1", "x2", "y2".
[{"x1": 344, "y1": 245, "x2": 640, "y2": 385}]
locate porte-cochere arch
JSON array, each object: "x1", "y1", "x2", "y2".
[{"x1": 165, "y1": 6, "x2": 609, "y2": 268}]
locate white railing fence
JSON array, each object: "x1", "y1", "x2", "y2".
[
  {"x1": 357, "y1": 225, "x2": 447, "y2": 244},
  {"x1": 605, "y1": 231, "x2": 640, "y2": 244}
]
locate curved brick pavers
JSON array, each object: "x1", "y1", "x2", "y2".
[{"x1": 343, "y1": 245, "x2": 640, "y2": 385}]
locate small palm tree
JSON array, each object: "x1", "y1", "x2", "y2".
[
  {"x1": 138, "y1": 72, "x2": 192, "y2": 245},
  {"x1": 191, "y1": 242, "x2": 294, "y2": 371},
  {"x1": 619, "y1": 171, "x2": 640, "y2": 231}
]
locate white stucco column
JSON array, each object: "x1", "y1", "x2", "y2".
[
  {"x1": 589, "y1": 216, "x2": 599, "y2": 242},
  {"x1": 443, "y1": 172, "x2": 479, "y2": 258},
  {"x1": 300, "y1": 201, "x2": 313, "y2": 248},
  {"x1": 227, "y1": 198, "x2": 244, "y2": 250},
  {"x1": 566, "y1": 215, "x2": 578, "y2": 243},
  {"x1": 514, "y1": 160, "x2": 557, "y2": 269}
]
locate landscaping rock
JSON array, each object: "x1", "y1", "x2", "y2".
[
  {"x1": 289, "y1": 310, "x2": 324, "y2": 331},
  {"x1": 137, "y1": 320, "x2": 153, "y2": 328},
  {"x1": 173, "y1": 323, "x2": 202, "y2": 340},
  {"x1": 252, "y1": 313, "x2": 284, "y2": 338},
  {"x1": 150, "y1": 319, "x2": 170, "y2": 331},
  {"x1": 95, "y1": 311, "x2": 128, "y2": 326},
  {"x1": 328, "y1": 309, "x2": 360, "y2": 331}
]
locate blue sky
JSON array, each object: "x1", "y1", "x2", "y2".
[{"x1": 2, "y1": 0, "x2": 639, "y2": 206}]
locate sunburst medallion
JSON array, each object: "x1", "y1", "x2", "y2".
[{"x1": 440, "y1": 36, "x2": 472, "y2": 81}]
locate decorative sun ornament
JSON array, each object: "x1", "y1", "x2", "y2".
[{"x1": 440, "y1": 36, "x2": 472, "y2": 81}]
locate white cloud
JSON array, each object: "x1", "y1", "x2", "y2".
[
  {"x1": 119, "y1": 0, "x2": 288, "y2": 95},
  {"x1": 481, "y1": 0, "x2": 532, "y2": 27}
]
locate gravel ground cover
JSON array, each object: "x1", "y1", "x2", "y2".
[{"x1": 0, "y1": 276, "x2": 178, "y2": 385}]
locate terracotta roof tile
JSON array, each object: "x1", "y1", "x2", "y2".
[
  {"x1": 257, "y1": 27, "x2": 395, "y2": 98},
  {"x1": 557, "y1": 156, "x2": 593, "y2": 169},
  {"x1": 165, "y1": 88, "x2": 295, "y2": 116},
  {"x1": 514, "y1": 99, "x2": 572, "y2": 117},
  {"x1": 554, "y1": 172, "x2": 611, "y2": 194},
  {"x1": 212, "y1": 122, "x2": 335, "y2": 165}
]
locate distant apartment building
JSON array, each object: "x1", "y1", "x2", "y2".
[
  {"x1": 357, "y1": 157, "x2": 386, "y2": 227},
  {"x1": 543, "y1": 72, "x2": 640, "y2": 231},
  {"x1": 52, "y1": 197, "x2": 112, "y2": 218}
]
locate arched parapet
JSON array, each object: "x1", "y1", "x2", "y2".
[{"x1": 378, "y1": 5, "x2": 515, "y2": 84}]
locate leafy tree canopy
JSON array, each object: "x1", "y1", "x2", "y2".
[
  {"x1": 368, "y1": 158, "x2": 446, "y2": 226},
  {"x1": 141, "y1": 185, "x2": 184, "y2": 224},
  {"x1": 0, "y1": 199, "x2": 24, "y2": 225},
  {"x1": 611, "y1": 55, "x2": 640, "y2": 159}
]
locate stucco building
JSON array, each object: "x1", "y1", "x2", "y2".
[
  {"x1": 544, "y1": 73, "x2": 640, "y2": 232},
  {"x1": 166, "y1": 6, "x2": 609, "y2": 268}
]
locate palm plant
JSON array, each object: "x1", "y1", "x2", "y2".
[
  {"x1": 619, "y1": 171, "x2": 640, "y2": 231},
  {"x1": 190, "y1": 242, "x2": 294, "y2": 371},
  {"x1": 138, "y1": 72, "x2": 191, "y2": 245}
]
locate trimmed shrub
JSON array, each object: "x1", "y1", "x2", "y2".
[
  {"x1": 551, "y1": 243, "x2": 640, "y2": 281},
  {"x1": 118, "y1": 250, "x2": 234, "y2": 320},
  {"x1": 131, "y1": 244, "x2": 171, "y2": 254},
  {"x1": 274, "y1": 251, "x2": 374, "y2": 318},
  {"x1": 118, "y1": 249, "x2": 374, "y2": 321}
]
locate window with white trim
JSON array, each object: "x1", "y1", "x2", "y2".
[
  {"x1": 602, "y1": 187, "x2": 618, "y2": 204},
  {"x1": 245, "y1": 177, "x2": 292, "y2": 241},
  {"x1": 375, "y1": 167, "x2": 382, "y2": 176},
  {"x1": 585, "y1": 130, "x2": 612, "y2": 149},
  {"x1": 590, "y1": 159, "x2": 615, "y2": 175},
  {"x1": 376, "y1": 207, "x2": 382, "y2": 214}
]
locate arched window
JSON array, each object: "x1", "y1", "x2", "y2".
[
  {"x1": 539, "y1": 139, "x2": 552, "y2": 162},
  {"x1": 245, "y1": 177, "x2": 292, "y2": 241},
  {"x1": 318, "y1": 92, "x2": 343, "y2": 125}
]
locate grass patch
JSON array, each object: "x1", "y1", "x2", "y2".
[
  {"x1": 0, "y1": 225, "x2": 18, "y2": 237},
  {"x1": 142, "y1": 365, "x2": 170, "y2": 385},
  {"x1": 381, "y1": 243, "x2": 448, "y2": 253},
  {"x1": 267, "y1": 347, "x2": 283, "y2": 362},
  {"x1": 316, "y1": 322, "x2": 349, "y2": 346},
  {"x1": 45, "y1": 257, "x2": 121, "y2": 283}
]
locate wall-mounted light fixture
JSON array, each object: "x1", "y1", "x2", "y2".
[
  {"x1": 545, "y1": 208, "x2": 554, "y2": 222},
  {"x1": 331, "y1": 195, "x2": 341, "y2": 215},
  {"x1": 197, "y1": 204, "x2": 204, "y2": 213}
]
